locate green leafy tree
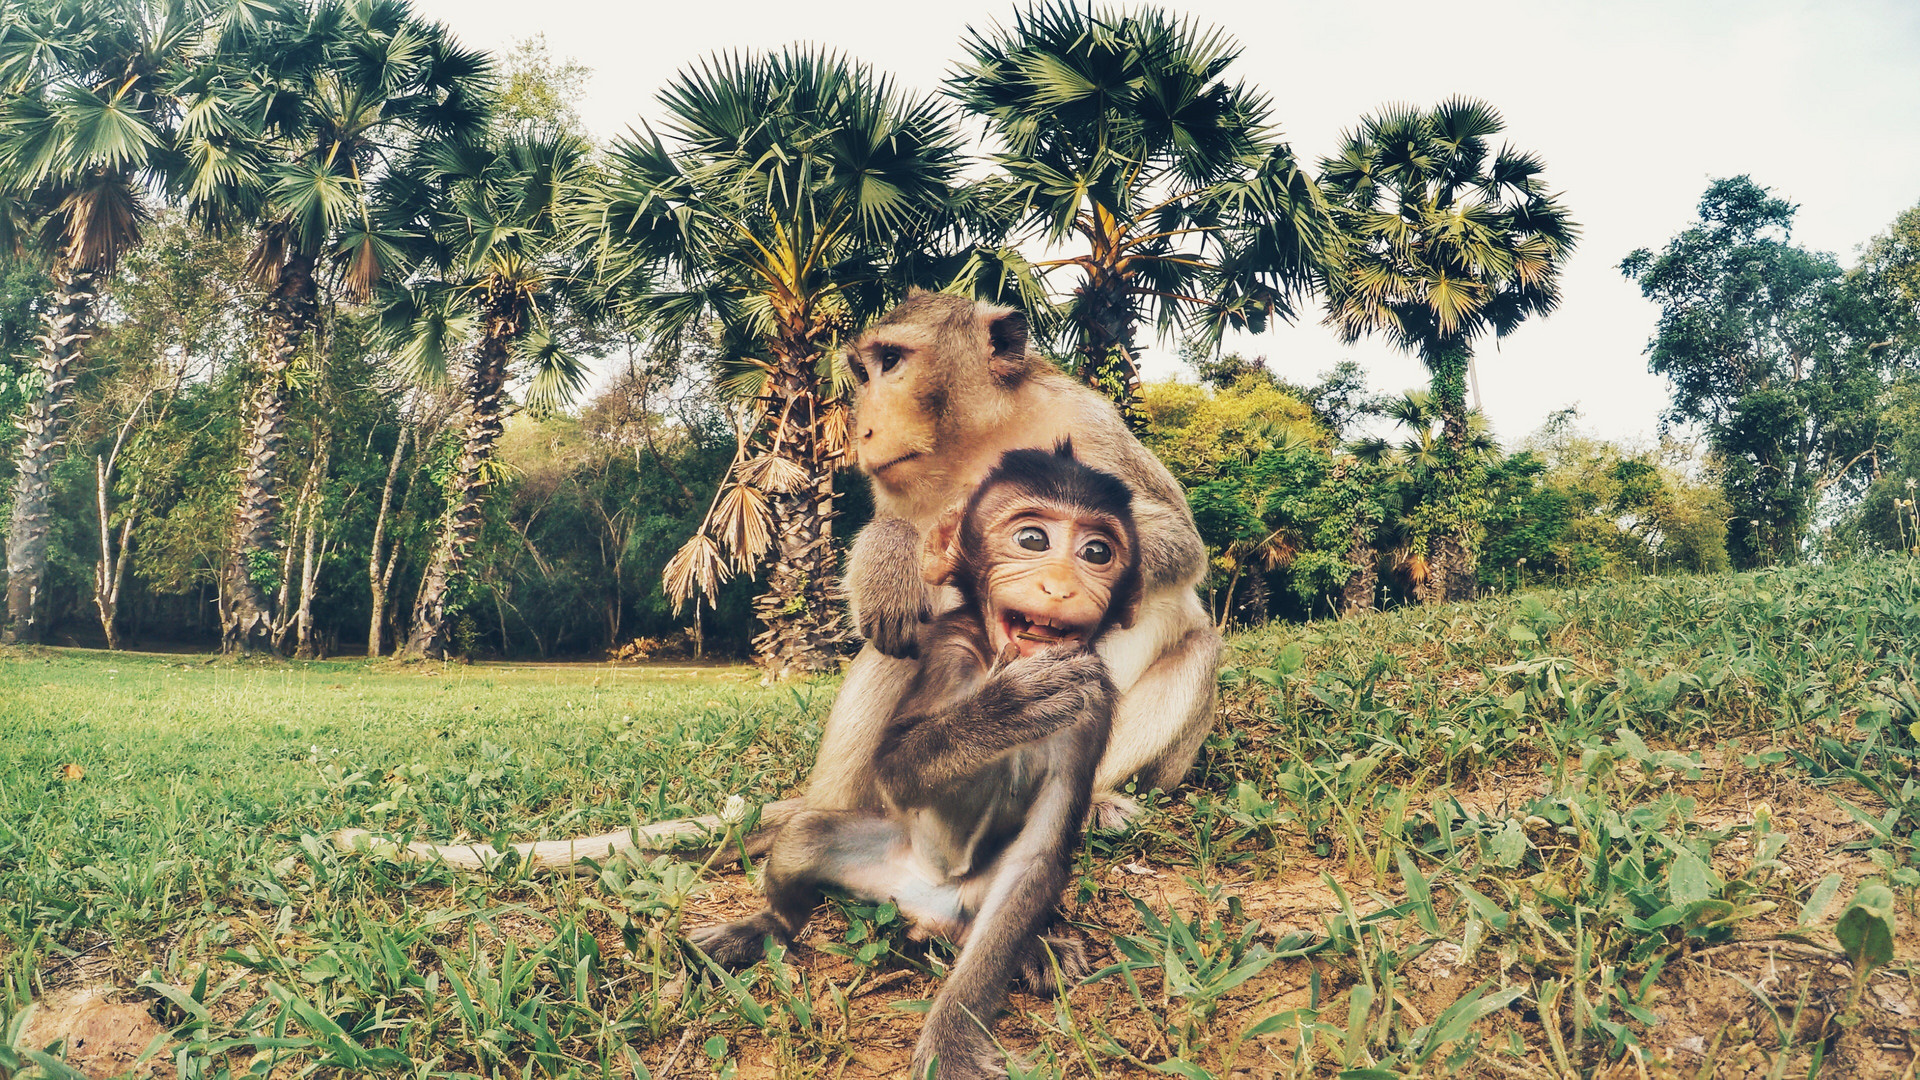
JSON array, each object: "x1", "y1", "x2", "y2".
[
  {"x1": 951, "y1": 1, "x2": 1337, "y2": 424},
  {"x1": 1355, "y1": 390, "x2": 1502, "y2": 603},
  {"x1": 496, "y1": 34, "x2": 590, "y2": 139},
  {"x1": 1136, "y1": 375, "x2": 1386, "y2": 623},
  {"x1": 377, "y1": 128, "x2": 600, "y2": 660},
  {"x1": 587, "y1": 47, "x2": 966, "y2": 678},
  {"x1": 1320, "y1": 98, "x2": 1578, "y2": 602},
  {"x1": 1834, "y1": 202, "x2": 1920, "y2": 553},
  {"x1": 1622, "y1": 177, "x2": 1901, "y2": 567},
  {"x1": 0, "y1": 0, "x2": 201, "y2": 642},
  {"x1": 78, "y1": 213, "x2": 257, "y2": 647},
  {"x1": 0, "y1": 251, "x2": 51, "y2": 470},
  {"x1": 182, "y1": 0, "x2": 490, "y2": 652}
]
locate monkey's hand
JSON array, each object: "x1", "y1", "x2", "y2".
[
  {"x1": 968, "y1": 649, "x2": 1115, "y2": 747},
  {"x1": 880, "y1": 650, "x2": 1112, "y2": 805},
  {"x1": 847, "y1": 516, "x2": 929, "y2": 658}
]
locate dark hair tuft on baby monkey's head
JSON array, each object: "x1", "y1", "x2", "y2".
[{"x1": 971, "y1": 440, "x2": 1134, "y2": 526}]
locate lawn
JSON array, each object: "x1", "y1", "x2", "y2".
[{"x1": 3, "y1": 558, "x2": 1918, "y2": 1078}]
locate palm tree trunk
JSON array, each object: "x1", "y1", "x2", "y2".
[
  {"x1": 751, "y1": 341, "x2": 849, "y2": 679},
  {"x1": 403, "y1": 305, "x2": 515, "y2": 660},
  {"x1": 1233, "y1": 569, "x2": 1270, "y2": 627},
  {"x1": 1426, "y1": 339, "x2": 1477, "y2": 604},
  {"x1": 1341, "y1": 542, "x2": 1378, "y2": 616},
  {"x1": 4, "y1": 260, "x2": 97, "y2": 644},
  {"x1": 1075, "y1": 270, "x2": 1147, "y2": 431},
  {"x1": 1436, "y1": 534, "x2": 1477, "y2": 603},
  {"x1": 223, "y1": 251, "x2": 318, "y2": 654}
]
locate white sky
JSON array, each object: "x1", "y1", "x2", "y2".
[{"x1": 411, "y1": 0, "x2": 1920, "y2": 446}]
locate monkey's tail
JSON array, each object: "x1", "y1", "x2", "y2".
[{"x1": 332, "y1": 797, "x2": 805, "y2": 875}]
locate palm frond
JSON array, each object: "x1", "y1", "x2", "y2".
[
  {"x1": 375, "y1": 283, "x2": 468, "y2": 386},
  {"x1": 737, "y1": 453, "x2": 810, "y2": 494},
  {"x1": 514, "y1": 323, "x2": 588, "y2": 413},
  {"x1": 710, "y1": 481, "x2": 773, "y2": 571},
  {"x1": 662, "y1": 532, "x2": 728, "y2": 611}
]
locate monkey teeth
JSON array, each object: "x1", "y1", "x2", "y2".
[{"x1": 1004, "y1": 611, "x2": 1083, "y2": 647}]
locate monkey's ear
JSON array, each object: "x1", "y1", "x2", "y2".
[
  {"x1": 921, "y1": 504, "x2": 965, "y2": 585},
  {"x1": 986, "y1": 308, "x2": 1029, "y2": 384}
]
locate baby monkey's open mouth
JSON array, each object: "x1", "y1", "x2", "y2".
[{"x1": 998, "y1": 610, "x2": 1089, "y2": 657}]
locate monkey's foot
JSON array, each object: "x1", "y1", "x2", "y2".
[
  {"x1": 1017, "y1": 931, "x2": 1096, "y2": 996},
  {"x1": 688, "y1": 916, "x2": 786, "y2": 969},
  {"x1": 911, "y1": 1023, "x2": 1007, "y2": 1080},
  {"x1": 1088, "y1": 794, "x2": 1140, "y2": 831}
]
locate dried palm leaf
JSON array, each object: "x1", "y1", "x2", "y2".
[
  {"x1": 711, "y1": 482, "x2": 774, "y2": 571},
  {"x1": 819, "y1": 396, "x2": 855, "y2": 466},
  {"x1": 737, "y1": 453, "x2": 810, "y2": 495},
  {"x1": 663, "y1": 533, "x2": 727, "y2": 611}
]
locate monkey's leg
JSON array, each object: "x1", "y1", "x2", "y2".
[
  {"x1": 803, "y1": 646, "x2": 918, "y2": 812},
  {"x1": 913, "y1": 767, "x2": 1087, "y2": 1079},
  {"x1": 1092, "y1": 618, "x2": 1222, "y2": 829},
  {"x1": 689, "y1": 810, "x2": 920, "y2": 969}
]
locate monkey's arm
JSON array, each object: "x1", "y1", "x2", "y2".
[
  {"x1": 1132, "y1": 492, "x2": 1209, "y2": 591},
  {"x1": 846, "y1": 516, "x2": 929, "y2": 658},
  {"x1": 878, "y1": 650, "x2": 1115, "y2": 806}
]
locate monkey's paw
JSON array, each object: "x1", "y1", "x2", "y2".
[
  {"x1": 859, "y1": 603, "x2": 928, "y2": 659},
  {"x1": 1017, "y1": 932, "x2": 1096, "y2": 996},
  {"x1": 990, "y1": 649, "x2": 1108, "y2": 709},
  {"x1": 1088, "y1": 794, "x2": 1140, "y2": 831},
  {"x1": 910, "y1": 1024, "x2": 1007, "y2": 1080},
  {"x1": 687, "y1": 918, "x2": 782, "y2": 970}
]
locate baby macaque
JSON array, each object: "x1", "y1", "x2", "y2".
[{"x1": 691, "y1": 443, "x2": 1140, "y2": 1079}]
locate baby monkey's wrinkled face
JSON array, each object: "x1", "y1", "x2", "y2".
[
  {"x1": 921, "y1": 443, "x2": 1142, "y2": 661},
  {"x1": 973, "y1": 494, "x2": 1129, "y2": 659}
]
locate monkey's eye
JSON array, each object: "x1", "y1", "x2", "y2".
[
  {"x1": 1014, "y1": 526, "x2": 1049, "y2": 552},
  {"x1": 1080, "y1": 539, "x2": 1113, "y2": 565},
  {"x1": 850, "y1": 363, "x2": 868, "y2": 384},
  {"x1": 877, "y1": 346, "x2": 903, "y2": 373}
]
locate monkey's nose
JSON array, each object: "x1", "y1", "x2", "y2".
[
  {"x1": 862, "y1": 428, "x2": 873, "y2": 441},
  {"x1": 1039, "y1": 579, "x2": 1077, "y2": 600}
]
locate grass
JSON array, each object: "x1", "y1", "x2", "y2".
[{"x1": 3, "y1": 557, "x2": 1918, "y2": 1078}]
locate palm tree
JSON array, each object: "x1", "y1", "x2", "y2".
[
  {"x1": 1319, "y1": 98, "x2": 1577, "y2": 601},
  {"x1": 377, "y1": 128, "x2": 598, "y2": 660},
  {"x1": 587, "y1": 48, "x2": 966, "y2": 678},
  {"x1": 0, "y1": 0, "x2": 199, "y2": 643},
  {"x1": 181, "y1": 0, "x2": 489, "y2": 652},
  {"x1": 951, "y1": 1, "x2": 1338, "y2": 425}
]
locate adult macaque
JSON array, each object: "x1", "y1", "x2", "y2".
[
  {"x1": 822, "y1": 292, "x2": 1218, "y2": 827},
  {"x1": 336, "y1": 293, "x2": 1218, "y2": 871},
  {"x1": 693, "y1": 445, "x2": 1137, "y2": 1079}
]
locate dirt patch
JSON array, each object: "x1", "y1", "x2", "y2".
[{"x1": 19, "y1": 984, "x2": 171, "y2": 1079}]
